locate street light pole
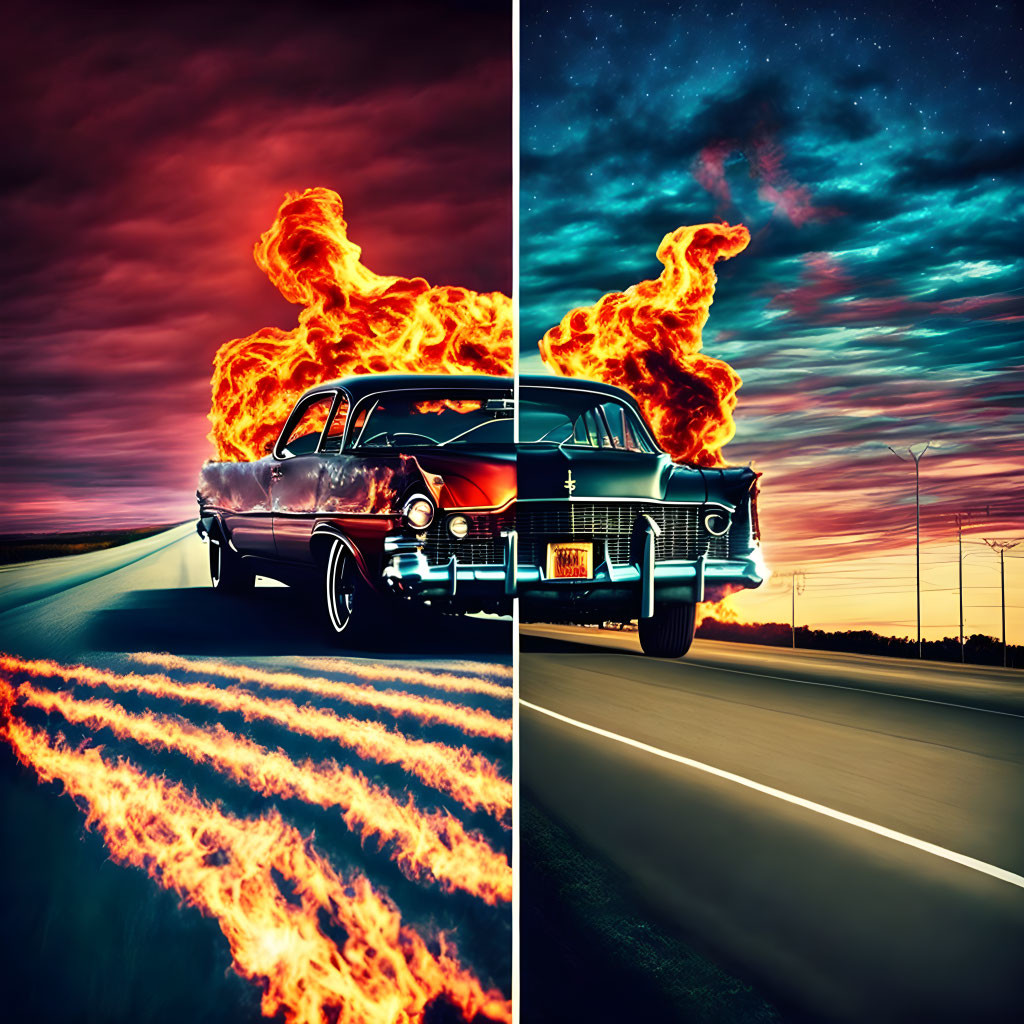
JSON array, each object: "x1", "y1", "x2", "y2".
[
  {"x1": 888, "y1": 443, "x2": 931, "y2": 658},
  {"x1": 958, "y1": 517, "x2": 963, "y2": 661}
]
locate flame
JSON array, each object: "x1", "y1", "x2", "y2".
[
  {"x1": 1, "y1": 715, "x2": 511, "y2": 1024},
  {"x1": 538, "y1": 222, "x2": 750, "y2": 466},
  {"x1": 209, "y1": 188, "x2": 512, "y2": 462},
  {"x1": 412, "y1": 400, "x2": 484, "y2": 415},
  {"x1": 0, "y1": 655, "x2": 511, "y2": 820},
  {"x1": 15, "y1": 682, "x2": 510, "y2": 905},
  {"x1": 292, "y1": 656, "x2": 512, "y2": 700},
  {"x1": 130, "y1": 652, "x2": 511, "y2": 741},
  {"x1": 694, "y1": 593, "x2": 744, "y2": 629}
]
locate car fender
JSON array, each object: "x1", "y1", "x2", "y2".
[{"x1": 310, "y1": 523, "x2": 376, "y2": 588}]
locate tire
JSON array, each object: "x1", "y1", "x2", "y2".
[
  {"x1": 638, "y1": 601, "x2": 696, "y2": 658},
  {"x1": 323, "y1": 538, "x2": 383, "y2": 642},
  {"x1": 209, "y1": 535, "x2": 255, "y2": 593}
]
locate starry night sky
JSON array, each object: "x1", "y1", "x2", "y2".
[{"x1": 521, "y1": 0, "x2": 1024, "y2": 636}]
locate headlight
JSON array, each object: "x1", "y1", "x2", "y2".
[
  {"x1": 403, "y1": 496, "x2": 435, "y2": 530},
  {"x1": 704, "y1": 511, "x2": 731, "y2": 536},
  {"x1": 448, "y1": 515, "x2": 469, "y2": 539}
]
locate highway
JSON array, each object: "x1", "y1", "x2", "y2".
[
  {"x1": 519, "y1": 624, "x2": 1024, "y2": 1023},
  {"x1": 0, "y1": 528, "x2": 513, "y2": 1024}
]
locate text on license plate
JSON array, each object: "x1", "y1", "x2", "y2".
[{"x1": 547, "y1": 541, "x2": 594, "y2": 579}]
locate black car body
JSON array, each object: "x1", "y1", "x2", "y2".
[
  {"x1": 515, "y1": 376, "x2": 764, "y2": 656},
  {"x1": 197, "y1": 372, "x2": 763, "y2": 656}
]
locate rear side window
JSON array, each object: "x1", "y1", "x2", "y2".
[{"x1": 278, "y1": 394, "x2": 335, "y2": 457}]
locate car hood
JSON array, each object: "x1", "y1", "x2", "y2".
[{"x1": 409, "y1": 447, "x2": 516, "y2": 510}]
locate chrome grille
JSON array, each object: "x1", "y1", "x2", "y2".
[
  {"x1": 516, "y1": 501, "x2": 731, "y2": 566},
  {"x1": 422, "y1": 511, "x2": 513, "y2": 565},
  {"x1": 419, "y1": 501, "x2": 733, "y2": 567}
]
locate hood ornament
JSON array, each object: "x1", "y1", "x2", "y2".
[{"x1": 564, "y1": 470, "x2": 576, "y2": 495}]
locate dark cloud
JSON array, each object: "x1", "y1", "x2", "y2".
[
  {"x1": 0, "y1": 0, "x2": 511, "y2": 531},
  {"x1": 892, "y1": 134, "x2": 1024, "y2": 189}
]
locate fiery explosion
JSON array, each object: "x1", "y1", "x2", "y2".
[
  {"x1": 0, "y1": 653, "x2": 512, "y2": 1022},
  {"x1": 538, "y1": 222, "x2": 750, "y2": 466},
  {"x1": 209, "y1": 188, "x2": 513, "y2": 462}
]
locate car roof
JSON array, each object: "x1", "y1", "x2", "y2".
[
  {"x1": 300, "y1": 372, "x2": 514, "y2": 402},
  {"x1": 299, "y1": 371, "x2": 643, "y2": 417},
  {"x1": 519, "y1": 374, "x2": 645, "y2": 414}
]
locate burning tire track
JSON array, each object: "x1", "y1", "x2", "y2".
[
  {"x1": 10, "y1": 681, "x2": 511, "y2": 905},
  {"x1": 130, "y1": 652, "x2": 512, "y2": 740},
  {"x1": 0, "y1": 654, "x2": 511, "y2": 820},
  {"x1": 0, "y1": 715, "x2": 511, "y2": 1024},
  {"x1": 290, "y1": 656, "x2": 513, "y2": 700}
]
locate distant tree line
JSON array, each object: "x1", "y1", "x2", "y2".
[{"x1": 696, "y1": 619, "x2": 1022, "y2": 670}]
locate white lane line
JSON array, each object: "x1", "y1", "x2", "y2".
[
  {"x1": 520, "y1": 698, "x2": 1024, "y2": 891},
  {"x1": 681, "y1": 662, "x2": 1024, "y2": 720}
]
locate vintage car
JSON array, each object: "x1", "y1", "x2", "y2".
[
  {"x1": 515, "y1": 375, "x2": 764, "y2": 656},
  {"x1": 197, "y1": 372, "x2": 764, "y2": 656},
  {"x1": 197, "y1": 373, "x2": 517, "y2": 637}
]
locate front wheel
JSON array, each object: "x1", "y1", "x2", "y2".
[
  {"x1": 638, "y1": 602, "x2": 696, "y2": 658},
  {"x1": 209, "y1": 536, "x2": 254, "y2": 593},
  {"x1": 324, "y1": 538, "x2": 383, "y2": 642}
]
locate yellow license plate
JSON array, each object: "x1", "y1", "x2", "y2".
[{"x1": 547, "y1": 541, "x2": 594, "y2": 579}]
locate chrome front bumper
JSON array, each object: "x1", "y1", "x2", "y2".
[
  {"x1": 383, "y1": 525, "x2": 763, "y2": 612},
  {"x1": 383, "y1": 531, "x2": 518, "y2": 600}
]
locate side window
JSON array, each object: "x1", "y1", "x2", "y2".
[
  {"x1": 279, "y1": 394, "x2": 334, "y2": 457},
  {"x1": 601, "y1": 401, "x2": 653, "y2": 452},
  {"x1": 320, "y1": 395, "x2": 349, "y2": 454},
  {"x1": 601, "y1": 403, "x2": 627, "y2": 449}
]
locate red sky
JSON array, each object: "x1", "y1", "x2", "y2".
[{"x1": 0, "y1": 0, "x2": 511, "y2": 533}]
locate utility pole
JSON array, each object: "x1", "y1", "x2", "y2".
[
  {"x1": 888, "y1": 443, "x2": 931, "y2": 657},
  {"x1": 790, "y1": 571, "x2": 805, "y2": 647},
  {"x1": 773, "y1": 571, "x2": 805, "y2": 647},
  {"x1": 983, "y1": 539, "x2": 1021, "y2": 667},
  {"x1": 952, "y1": 508, "x2": 989, "y2": 663}
]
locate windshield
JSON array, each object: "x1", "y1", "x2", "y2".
[
  {"x1": 519, "y1": 386, "x2": 656, "y2": 452},
  {"x1": 350, "y1": 388, "x2": 514, "y2": 448}
]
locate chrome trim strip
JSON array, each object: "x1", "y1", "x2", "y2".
[
  {"x1": 640, "y1": 520, "x2": 657, "y2": 619},
  {"x1": 504, "y1": 530, "x2": 518, "y2": 595},
  {"x1": 516, "y1": 497, "x2": 737, "y2": 512}
]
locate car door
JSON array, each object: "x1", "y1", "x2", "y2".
[{"x1": 270, "y1": 390, "x2": 344, "y2": 563}]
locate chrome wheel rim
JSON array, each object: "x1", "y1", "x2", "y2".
[{"x1": 325, "y1": 539, "x2": 355, "y2": 633}]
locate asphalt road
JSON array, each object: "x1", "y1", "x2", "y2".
[
  {"x1": 0, "y1": 523, "x2": 512, "y2": 663},
  {"x1": 519, "y1": 625, "x2": 1024, "y2": 1023},
  {"x1": 0, "y1": 527, "x2": 513, "y2": 1023}
]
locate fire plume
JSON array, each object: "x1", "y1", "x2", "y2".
[
  {"x1": 15, "y1": 682, "x2": 511, "y2": 905},
  {"x1": 539, "y1": 222, "x2": 750, "y2": 466},
  {"x1": 209, "y1": 188, "x2": 513, "y2": 462},
  {"x1": 130, "y1": 652, "x2": 512, "y2": 741},
  {"x1": 0, "y1": 655, "x2": 511, "y2": 820},
  {"x1": 1, "y1": 717, "x2": 511, "y2": 1024}
]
